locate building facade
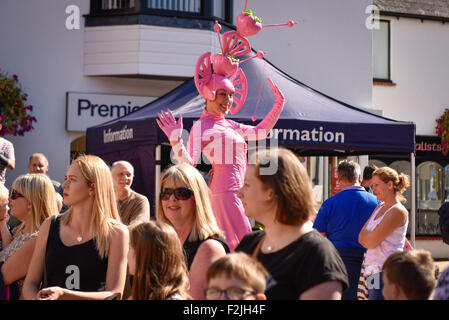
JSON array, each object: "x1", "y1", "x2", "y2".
[
  {"x1": 0, "y1": 0, "x2": 372, "y2": 188},
  {"x1": 372, "y1": 0, "x2": 449, "y2": 257}
]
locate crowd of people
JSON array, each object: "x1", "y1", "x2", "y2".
[
  {"x1": 0, "y1": 7, "x2": 448, "y2": 301},
  {"x1": 0, "y1": 140, "x2": 447, "y2": 300}
]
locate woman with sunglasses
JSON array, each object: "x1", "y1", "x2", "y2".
[
  {"x1": 128, "y1": 220, "x2": 191, "y2": 300},
  {"x1": 23, "y1": 155, "x2": 128, "y2": 300},
  {"x1": 157, "y1": 163, "x2": 229, "y2": 299},
  {"x1": 0, "y1": 174, "x2": 58, "y2": 299}
]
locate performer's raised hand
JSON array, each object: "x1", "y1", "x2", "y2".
[
  {"x1": 268, "y1": 78, "x2": 285, "y2": 106},
  {"x1": 156, "y1": 110, "x2": 183, "y2": 144}
]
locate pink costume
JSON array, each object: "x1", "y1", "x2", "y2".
[
  {"x1": 157, "y1": 4, "x2": 294, "y2": 250},
  {"x1": 169, "y1": 94, "x2": 284, "y2": 251}
]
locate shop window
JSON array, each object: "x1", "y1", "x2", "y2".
[
  {"x1": 70, "y1": 135, "x2": 86, "y2": 163},
  {"x1": 417, "y1": 161, "x2": 443, "y2": 235},
  {"x1": 390, "y1": 160, "x2": 411, "y2": 210},
  {"x1": 369, "y1": 159, "x2": 387, "y2": 169}
]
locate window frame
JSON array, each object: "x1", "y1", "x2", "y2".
[{"x1": 373, "y1": 19, "x2": 392, "y2": 83}]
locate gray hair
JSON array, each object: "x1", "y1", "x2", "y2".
[
  {"x1": 337, "y1": 160, "x2": 360, "y2": 183},
  {"x1": 111, "y1": 160, "x2": 134, "y2": 175}
]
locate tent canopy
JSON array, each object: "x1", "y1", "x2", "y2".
[
  {"x1": 87, "y1": 54, "x2": 415, "y2": 156},
  {"x1": 86, "y1": 54, "x2": 415, "y2": 212}
]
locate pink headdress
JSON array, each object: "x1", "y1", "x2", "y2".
[{"x1": 194, "y1": 0, "x2": 296, "y2": 115}]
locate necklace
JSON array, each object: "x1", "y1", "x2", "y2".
[
  {"x1": 76, "y1": 236, "x2": 83, "y2": 243},
  {"x1": 266, "y1": 245, "x2": 273, "y2": 252}
]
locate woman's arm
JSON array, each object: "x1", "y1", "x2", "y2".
[
  {"x1": 36, "y1": 223, "x2": 129, "y2": 300},
  {"x1": 1, "y1": 237, "x2": 37, "y2": 285},
  {"x1": 188, "y1": 239, "x2": 227, "y2": 300},
  {"x1": 0, "y1": 217, "x2": 12, "y2": 249},
  {"x1": 157, "y1": 111, "x2": 202, "y2": 166},
  {"x1": 22, "y1": 217, "x2": 52, "y2": 300},
  {"x1": 234, "y1": 78, "x2": 285, "y2": 141},
  {"x1": 300, "y1": 280, "x2": 343, "y2": 300},
  {"x1": 359, "y1": 206, "x2": 408, "y2": 249}
]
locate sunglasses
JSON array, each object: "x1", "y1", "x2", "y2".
[
  {"x1": 10, "y1": 190, "x2": 24, "y2": 200},
  {"x1": 160, "y1": 187, "x2": 193, "y2": 201}
]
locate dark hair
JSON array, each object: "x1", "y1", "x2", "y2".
[
  {"x1": 363, "y1": 164, "x2": 378, "y2": 180},
  {"x1": 337, "y1": 160, "x2": 360, "y2": 182},
  {"x1": 249, "y1": 148, "x2": 316, "y2": 226},
  {"x1": 382, "y1": 250, "x2": 436, "y2": 300}
]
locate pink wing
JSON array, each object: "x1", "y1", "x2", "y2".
[
  {"x1": 222, "y1": 31, "x2": 251, "y2": 58},
  {"x1": 229, "y1": 68, "x2": 248, "y2": 115},
  {"x1": 194, "y1": 52, "x2": 212, "y2": 98}
]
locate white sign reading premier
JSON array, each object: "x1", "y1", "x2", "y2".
[{"x1": 66, "y1": 92, "x2": 156, "y2": 131}]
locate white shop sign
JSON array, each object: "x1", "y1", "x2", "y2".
[{"x1": 66, "y1": 92, "x2": 156, "y2": 131}]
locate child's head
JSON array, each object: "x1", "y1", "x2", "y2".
[
  {"x1": 128, "y1": 220, "x2": 191, "y2": 300},
  {"x1": 382, "y1": 249, "x2": 436, "y2": 300},
  {"x1": 205, "y1": 252, "x2": 267, "y2": 300}
]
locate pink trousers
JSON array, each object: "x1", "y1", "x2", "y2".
[{"x1": 210, "y1": 191, "x2": 251, "y2": 252}]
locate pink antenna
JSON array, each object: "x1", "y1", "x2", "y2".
[
  {"x1": 239, "y1": 50, "x2": 265, "y2": 65},
  {"x1": 263, "y1": 20, "x2": 297, "y2": 28},
  {"x1": 244, "y1": 0, "x2": 248, "y2": 12},
  {"x1": 214, "y1": 21, "x2": 225, "y2": 54}
]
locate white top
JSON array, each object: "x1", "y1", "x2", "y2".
[{"x1": 363, "y1": 202, "x2": 408, "y2": 276}]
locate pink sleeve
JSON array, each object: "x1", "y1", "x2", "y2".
[
  {"x1": 231, "y1": 99, "x2": 284, "y2": 141},
  {"x1": 171, "y1": 121, "x2": 202, "y2": 166}
]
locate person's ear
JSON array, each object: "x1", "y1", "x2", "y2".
[
  {"x1": 387, "y1": 180, "x2": 394, "y2": 190},
  {"x1": 255, "y1": 293, "x2": 266, "y2": 300},
  {"x1": 392, "y1": 283, "x2": 401, "y2": 299},
  {"x1": 89, "y1": 183, "x2": 95, "y2": 197},
  {"x1": 265, "y1": 187, "x2": 275, "y2": 201}
]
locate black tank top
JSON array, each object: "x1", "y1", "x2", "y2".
[
  {"x1": 183, "y1": 232, "x2": 229, "y2": 270},
  {"x1": 44, "y1": 215, "x2": 108, "y2": 292}
]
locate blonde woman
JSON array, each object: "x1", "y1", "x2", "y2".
[
  {"x1": 157, "y1": 163, "x2": 229, "y2": 299},
  {"x1": 359, "y1": 166, "x2": 410, "y2": 300},
  {"x1": 0, "y1": 174, "x2": 58, "y2": 299},
  {"x1": 23, "y1": 155, "x2": 129, "y2": 300}
]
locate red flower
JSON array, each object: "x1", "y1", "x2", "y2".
[{"x1": 0, "y1": 71, "x2": 36, "y2": 136}]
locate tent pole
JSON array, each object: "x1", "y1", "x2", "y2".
[
  {"x1": 323, "y1": 156, "x2": 329, "y2": 201},
  {"x1": 155, "y1": 145, "x2": 161, "y2": 218},
  {"x1": 411, "y1": 152, "x2": 416, "y2": 248}
]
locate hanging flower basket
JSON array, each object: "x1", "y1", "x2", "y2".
[
  {"x1": 435, "y1": 108, "x2": 449, "y2": 156},
  {"x1": 0, "y1": 70, "x2": 37, "y2": 136}
]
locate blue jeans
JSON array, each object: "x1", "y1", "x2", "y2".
[
  {"x1": 367, "y1": 272, "x2": 384, "y2": 300},
  {"x1": 336, "y1": 248, "x2": 365, "y2": 300}
]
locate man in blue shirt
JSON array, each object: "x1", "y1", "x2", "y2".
[{"x1": 314, "y1": 160, "x2": 379, "y2": 300}]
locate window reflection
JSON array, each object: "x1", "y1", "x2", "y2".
[
  {"x1": 417, "y1": 161, "x2": 443, "y2": 235},
  {"x1": 445, "y1": 165, "x2": 449, "y2": 201},
  {"x1": 390, "y1": 160, "x2": 411, "y2": 210}
]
